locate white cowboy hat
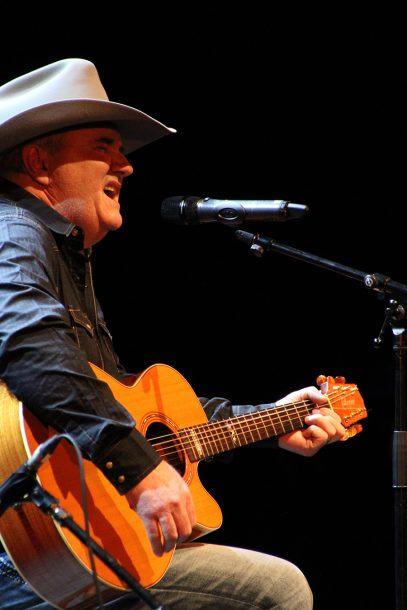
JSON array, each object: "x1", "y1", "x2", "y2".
[{"x1": 0, "y1": 58, "x2": 175, "y2": 155}]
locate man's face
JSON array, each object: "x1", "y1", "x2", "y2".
[{"x1": 45, "y1": 126, "x2": 133, "y2": 247}]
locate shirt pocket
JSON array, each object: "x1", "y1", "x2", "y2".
[{"x1": 68, "y1": 306, "x2": 95, "y2": 346}]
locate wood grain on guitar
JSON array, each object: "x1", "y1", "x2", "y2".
[{"x1": 0, "y1": 365, "x2": 367, "y2": 608}]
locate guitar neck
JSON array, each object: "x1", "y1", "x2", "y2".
[{"x1": 180, "y1": 399, "x2": 316, "y2": 462}]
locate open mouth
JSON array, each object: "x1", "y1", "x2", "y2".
[{"x1": 103, "y1": 186, "x2": 117, "y2": 199}]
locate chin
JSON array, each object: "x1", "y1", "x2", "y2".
[
  {"x1": 107, "y1": 214, "x2": 123, "y2": 231},
  {"x1": 112, "y1": 219, "x2": 123, "y2": 231}
]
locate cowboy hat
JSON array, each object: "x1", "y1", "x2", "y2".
[{"x1": 0, "y1": 58, "x2": 175, "y2": 155}]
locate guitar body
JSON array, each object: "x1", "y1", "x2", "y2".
[{"x1": 0, "y1": 363, "x2": 222, "y2": 609}]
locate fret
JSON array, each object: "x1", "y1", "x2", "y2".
[
  {"x1": 203, "y1": 420, "x2": 225, "y2": 456},
  {"x1": 227, "y1": 419, "x2": 244, "y2": 447},
  {"x1": 208, "y1": 419, "x2": 242, "y2": 454},
  {"x1": 259, "y1": 409, "x2": 274, "y2": 438},
  {"x1": 272, "y1": 406, "x2": 289, "y2": 435},
  {"x1": 220, "y1": 419, "x2": 233, "y2": 449},
  {"x1": 243, "y1": 413, "x2": 261, "y2": 443},
  {"x1": 236, "y1": 414, "x2": 254, "y2": 444},
  {"x1": 293, "y1": 402, "x2": 308, "y2": 430}
]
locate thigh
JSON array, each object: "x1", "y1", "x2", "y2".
[
  {"x1": 0, "y1": 546, "x2": 312, "y2": 610},
  {"x1": 149, "y1": 543, "x2": 313, "y2": 610}
]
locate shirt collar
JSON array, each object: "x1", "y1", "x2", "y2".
[{"x1": 0, "y1": 178, "x2": 84, "y2": 243}]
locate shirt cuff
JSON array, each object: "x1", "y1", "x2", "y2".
[{"x1": 93, "y1": 429, "x2": 162, "y2": 494}]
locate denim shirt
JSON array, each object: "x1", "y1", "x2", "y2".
[
  {"x1": 0, "y1": 180, "x2": 160, "y2": 494},
  {"x1": 0, "y1": 180, "x2": 277, "y2": 496}
]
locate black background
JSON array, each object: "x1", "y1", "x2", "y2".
[{"x1": 2, "y1": 9, "x2": 405, "y2": 609}]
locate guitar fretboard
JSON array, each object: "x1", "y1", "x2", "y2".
[{"x1": 179, "y1": 401, "x2": 315, "y2": 462}]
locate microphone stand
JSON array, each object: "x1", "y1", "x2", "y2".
[
  {"x1": 234, "y1": 229, "x2": 407, "y2": 610},
  {"x1": 8, "y1": 478, "x2": 165, "y2": 610}
]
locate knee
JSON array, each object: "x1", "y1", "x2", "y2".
[{"x1": 279, "y1": 561, "x2": 313, "y2": 610}]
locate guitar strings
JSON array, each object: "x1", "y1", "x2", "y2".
[
  {"x1": 147, "y1": 391, "x2": 356, "y2": 449},
  {"x1": 148, "y1": 391, "x2": 356, "y2": 453},
  {"x1": 144, "y1": 389, "x2": 365, "y2": 464}
]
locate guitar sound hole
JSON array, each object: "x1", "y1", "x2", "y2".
[{"x1": 146, "y1": 422, "x2": 186, "y2": 477}]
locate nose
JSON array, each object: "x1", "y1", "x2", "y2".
[{"x1": 112, "y1": 151, "x2": 134, "y2": 177}]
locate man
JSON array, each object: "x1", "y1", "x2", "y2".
[{"x1": 0, "y1": 58, "x2": 346, "y2": 609}]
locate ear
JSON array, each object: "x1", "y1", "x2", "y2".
[{"x1": 21, "y1": 144, "x2": 51, "y2": 186}]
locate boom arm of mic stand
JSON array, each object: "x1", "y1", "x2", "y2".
[
  {"x1": 234, "y1": 229, "x2": 407, "y2": 297},
  {"x1": 235, "y1": 228, "x2": 407, "y2": 610},
  {"x1": 28, "y1": 484, "x2": 165, "y2": 610}
]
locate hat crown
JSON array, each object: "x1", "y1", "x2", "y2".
[{"x1": 0, "y1": 58, "x2": 109, "y2": 118}]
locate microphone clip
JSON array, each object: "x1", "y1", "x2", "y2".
[{"x1": 234, "y1": 230, "x2": 274, "y2": 258}]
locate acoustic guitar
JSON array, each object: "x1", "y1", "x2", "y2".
[{"x1": 0, "y1": 364, "x2": 367, "y2": 609}]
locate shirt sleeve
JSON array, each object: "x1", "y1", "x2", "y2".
[{"x1": 0, "y1": 206, "x2": 161, "y2": 494}]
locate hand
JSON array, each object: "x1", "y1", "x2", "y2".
[
  {"x1": 276, "y1": 385, "x2": 347, "y2": 456},
  {"x1": 125, "y1": 460, "x2": 196, "y2": 557}
]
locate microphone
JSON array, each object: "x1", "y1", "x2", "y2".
[
  {"x1": 161, "y1": 196, "x2": 308, "y2": 226},
  {"x1": 0, "y1": 435, "x2": 62, "y2": 517}
]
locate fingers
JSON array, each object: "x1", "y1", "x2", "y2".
[
  {"x1": 126, "y1": 462, "x2": 197, "y2": 557},
  {"x1": 157, "y1": 513, "x2": 179, "y2": 554},
  {"x1": 143, "y1": 509, "x2": 166, "y2": 557},
  {"x1": 157, "y1": 495, "x2": 196, "y2": 553},
  {"x1": 137, "y1": 498, "x2": 195, "y2": 556},
  {"x1": 138, "y1": 490, "x2": 196, "y2": 556},
  {"x1": 276, "y1": 385, "x2": 329, "y2": 408},
  {"x1": 305, "y1": 408, "x2": 347, "y2": 444},
  {"x1": 277, "y1": 384, "x2": 346, "y2": 441}
]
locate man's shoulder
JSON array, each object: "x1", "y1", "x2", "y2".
[{"x1": 0, "y1": 196, "x2": 50, "y2": 232}]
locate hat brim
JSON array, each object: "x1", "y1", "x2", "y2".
[{"x1": 0, "y1": 99, "x2": 175, "y2": 155}]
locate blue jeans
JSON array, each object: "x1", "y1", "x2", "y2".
[{"x1": 0, "y1": 543, "x2": 313, "y2": 609}]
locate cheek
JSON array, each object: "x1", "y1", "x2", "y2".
[{"x1": 98, "y1": 196, "x2": 122, "y2": 225}]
